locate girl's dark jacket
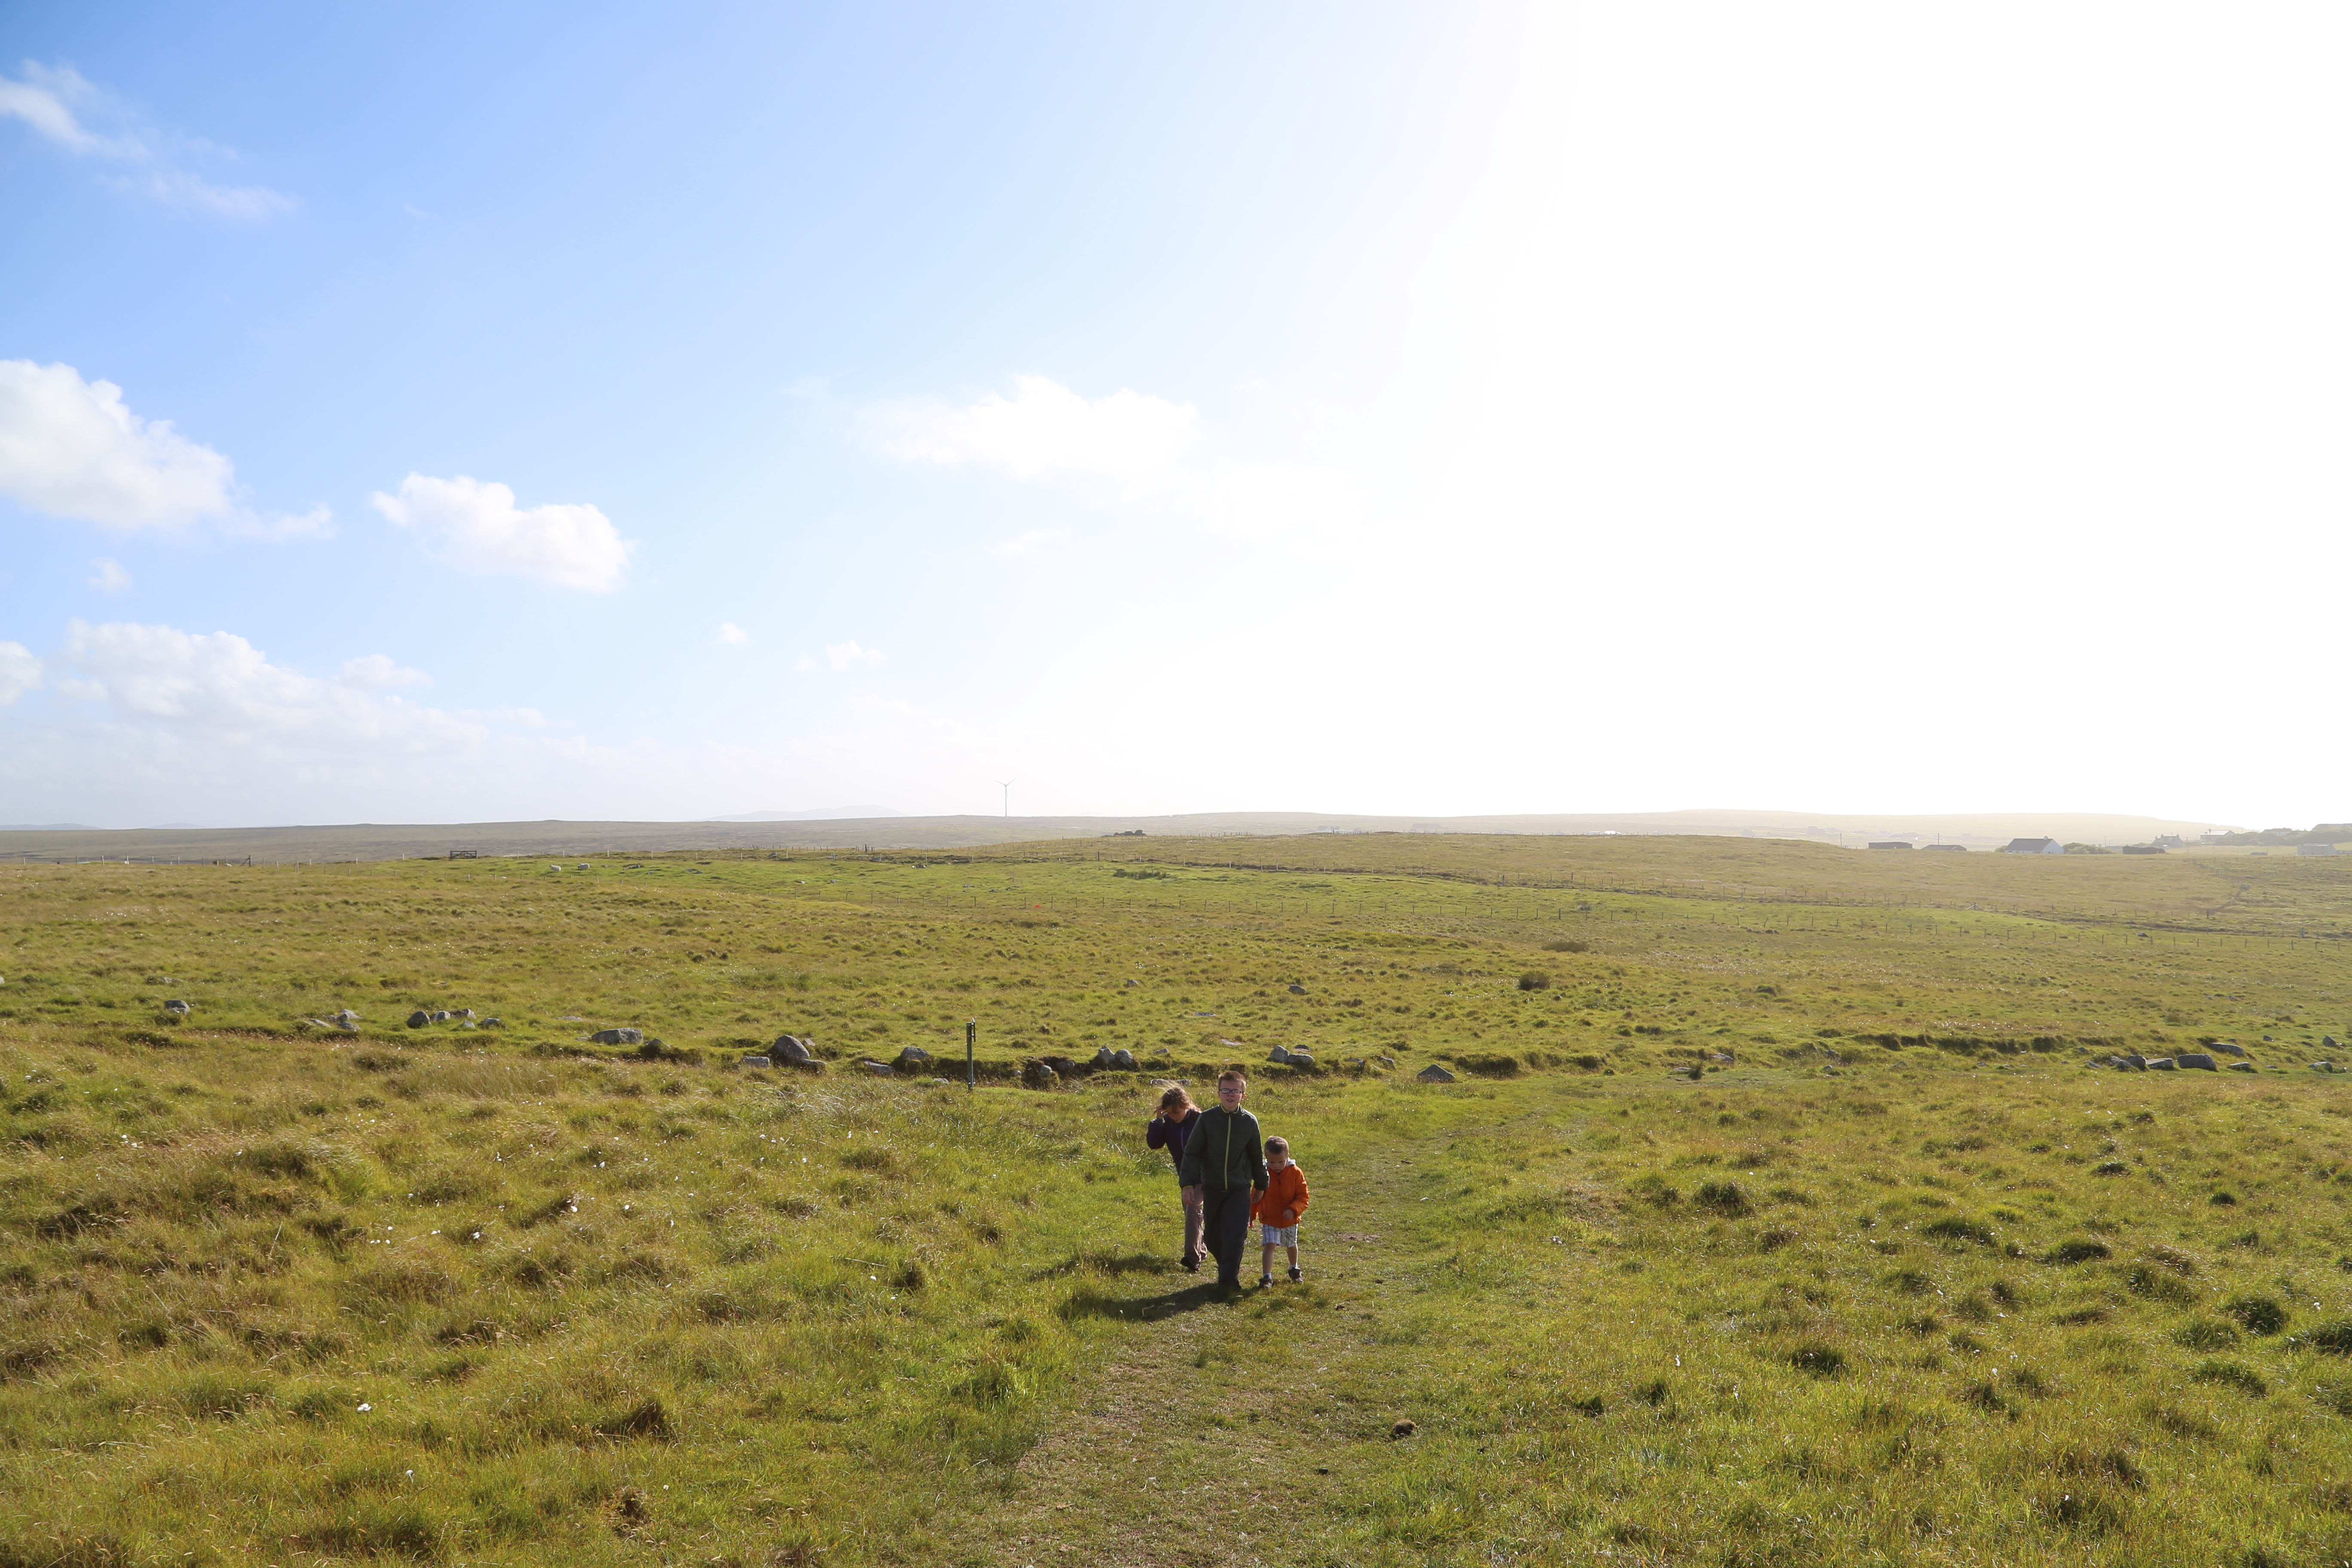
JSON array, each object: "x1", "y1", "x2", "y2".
[
  {"x1": 1176, "y1": 1105, "x2": 1267, "y2": 1193},
  {"x1": 1145, "y1": 1109, "x2": 1200, "y2": 1184}
]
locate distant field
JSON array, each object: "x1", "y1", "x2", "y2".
[{"x1": 3, "y1": 835, "x2": 2351, "y2": 1564}]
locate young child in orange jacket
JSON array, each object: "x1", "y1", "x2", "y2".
[{"x1": 1253, "y1": 1136, "x2": 1310, "y2": 1286}]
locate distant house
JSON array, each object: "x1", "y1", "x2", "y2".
[
  {"x1": 2153, "y1": 835, "x2": 2185, "y2": 848},
  {"x1": 1868, "y1": 841, "x2": 1914, "y2": 851},
  {"x1": 2000, "y1": 837, "x2": 2064, "y2": 855},
  {"x1": 1922, "y1": 844, "x2": 1968, "y2": 852},
  {"x1": 2297, "y1": 843, "x2": 2342, "y2": 857}
]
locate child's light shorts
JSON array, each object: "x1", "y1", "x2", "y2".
[{"x1": 1260, "y1": 1224, "x2": 1298, "y2": 1247}]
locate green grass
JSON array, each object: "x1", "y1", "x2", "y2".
[{"x1": 4, "y1": 835, "x2": 2352, "y2": 1563}]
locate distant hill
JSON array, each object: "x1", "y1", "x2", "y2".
[
  {"x1": 708, "y1": 807, "x2": 905, "y2": 821},
  {"x1": 0, "y1": 807, "x2": 2231, "y2": 864}
]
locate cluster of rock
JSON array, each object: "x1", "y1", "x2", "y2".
[
  {"x1": 408, "y1": 1008, "x2": 495, "y2": 1029},
  {"x1": 1266, "y1": 1044, "x2": 1318, "y2": 1070},
  {"x1": 300, "y1": 1008, "x2": 364, "y2": 1035},
  {"x1": 2098, "y1": 1049, "x2": 2243, "y2": 1073},
  {"x1": 739, "y1": 1034, "x2": 818, "y2": 1069}
]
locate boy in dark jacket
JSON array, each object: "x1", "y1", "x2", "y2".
[
  {"x1": 1176, "y1": 1069, "x2": 1266, "y2": 1291},
  {"x1": 1144, "y1": 1085, "x2": 1205, "y2": 1271}
]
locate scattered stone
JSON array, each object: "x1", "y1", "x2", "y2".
[
  {"x1": 896, "y1": 1045, "x2": 933, "y2": 1068},
  {"x1": 1288, "y1": 984, "x2": 1308, "y2": 995},
  {"x1": 590, "y1": 1028, "x2": 645, "y2": 1046},
  {"x1": 1415, "y1": 1064, "x2": 1456, "y2": 1083},
  {"x1": 1092, "y1": 1046, "x2": 1119, "y2": 1068},
  {"x1": 1391, "y1": 1419, "x2": 1417, "y2": 1438},
  {"x1": 455, "y1": 1008, "x2": 476, "y2": 1020},
  {"x1": 2104, "y1": 1055, "x2": 2135, "y2": 1071},
  {"x1": 1111, "y1": 1048, "x2": 1138, "y2": 1069},
  {"x1": 1665, "y1": 1064, "x2": 1703, "y2": 1081},
  {"x1": 2315, "y1": 1062, "x2": 2342, "y2": 1074},
  {"x1": 2329, "y1": 1036, "x2": 2343, "y2": 1052},
  {"x1": 481, "y1": 1017, "x2": 502, "y2": 1028},
  {"x1": 860, "y1": 1060, "x2": 894, "y2": 1077},
  {"x1": 336, "y1": 1018, "x2": 361, "y2": 1034},
  {"x1": 164, "y1": 999, "x2": 191, "y2": 1015},
  {"x1": 1022, "y1": 1060, "x2": 1060, "y2": 1090},
  {"x1": 2148, "y1": 1057, "x2": 2177, "y2": 1071},
  {"x1": 924, "y1": 1078, "x2": 952, "y2": 1088},
  {"x1": 772, "y1": 1035, "x2": 814, "y2": 1063},
  {"x1": 406, "y1": 1010, "x2": 430, "y2": 1027},
  {"x1": 1267, "y1": 1044, "x2": 1295, "y2": 1065},
  {"x1": 1124, "y1": 979, "x2": 1139, "y2": 988},
  {"x1": 430, "y1": 1010, "x2": 452, "y2": 1023},
  {"x1": 2175, "y1": 1052, "x2": 2219, "y2": 1071},
  {"x1": 2123, "y1": 1053, "x2": 2147, "y2": 1069},
  {"x1": 2228, "y1": 1062, "x2": 2258, "y2": 1074},
  {"x1": 576, "y1": 864, "x2": 589, "y2": 871},
  {"x1": 1704, "y1": 1050, "x2": 1735, "y2": 1065},
  {"x1": 2210, "y1": 1041, "x2": 2248, "y2": 1057},
  {"x1": 334, "y1": 1008, "x2": 361, "y2": 1023},
  {"x1": 740, "y1": 1055, "x2": 772, "y2": 1069},
  {"x1": 1375, "y1": 1056, "x2": 1397, "y2": 1070},
  {"x1": 1040, "y1": 1055, "x2": 1080, "y2": 1077},
  {"x1": 1287, "y1": 1051, "x2": 1317, "y2": 1069}
]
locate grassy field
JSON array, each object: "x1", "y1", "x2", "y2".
[{"x1": 3, "y1": 833, "x2": 2352, "y2": 1565}]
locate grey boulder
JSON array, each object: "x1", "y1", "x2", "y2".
[
  {"x1": 1375, "y1": 1056, "x2": 1398, "y2": 1070},
  {"x1": 1286, "y1": 1050, "x2": 1317, "y2": 1069},
  {"x1": 430, "y1": 1010, "x2": 452, "y2": 1023},
  {"x1": 1416, "y1": 1064, "x2": 1456, "y2": 1083},
  {"x1": 860, "y1": 1060, "x2": 894, "y2": 1077},
  {"x1": 164, "y1": 999, "x2": 192, "y2": 1015},
  {"x1": 740, "y1": 1055, "x2": 772, "y2": 1069},
  {"x1": 2175, "y1": 1052, "x2": 2219, "y2": 1071},
  {"x1": 772, "y1": 1035, "x2": 814, "y2": 1063},
  {"x1": 591, "y1": 1027, "x2": 645, "y2": 1046},
  {"x1": 2228, "y1": 1062, "x2": 2259, "y2": 1073},
  {"x1": 1092, "y1": 1046, "x2": 1118, "y2": 1068},
  {"x1": 2147, "y1": 1057, "x2": 2177, "y2": 1071},
  {"x1": 896, "y1": 1045, "x2": 932, "y2": 1068},
  {"x1": 1267, "y1": 1044, "x2": 1294, "y2": 1065},
  {"x1": 2210, "y1": 1041, "x2": 2248, "y2": 1057},
  {"x1": 1111, "y1": 1047, "x2": 1138, "y2": 1069},
  {"x1": 1287, "y1": 984, "x2": 1308, "y2": 995},
  {"x1": 407, "y1": 1010, "x2": 432, "y2": 1028},
  {"x1": 1022, "y1": 1060, "x2": 1060, "y2": 1090}
]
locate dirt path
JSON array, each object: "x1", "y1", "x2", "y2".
[{"x1": 986, "y1": 1148, "x2": 1432, "y2": 1568}]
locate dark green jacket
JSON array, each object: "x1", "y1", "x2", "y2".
[{"x1": 1177, "y1": 1105, "x2": 1266, "y2": 1192}]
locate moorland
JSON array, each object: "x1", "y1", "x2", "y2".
[{"x1": 2, "y1": 831, "x2": 2351, "y2": 1566}]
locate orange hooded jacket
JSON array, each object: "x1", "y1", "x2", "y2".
[{"x1": 1253, "y1": 1162, "x2": 1310, "y2": 1228}]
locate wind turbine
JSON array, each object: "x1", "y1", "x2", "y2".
[{"x1": 998, "y1": 781, "x2": 1013, "y2": 818}]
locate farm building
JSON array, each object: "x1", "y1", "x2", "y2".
[
  {"x1": 2297, "y1": 842, "x2": 2342, "y2": 856},
  {"x1": 2000, "y1": 837, "x2": 2064, "y2": 854},
  {"x1": 1867, "y1": 841, "x2": 1914, "y2": 851}
]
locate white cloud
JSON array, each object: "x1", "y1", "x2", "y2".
[
  {"x1": 370, "y1": 474, "x2": 634, "y2": 592},
  {"x1": 794, "y1": 640, "x2": 884, "y2": 673},
  {"x1": 0, "y1": 62, "x2": 293, "y2": 217},
  {"x1": 0, "y1": 642, "x2": 40, "y2": 707},
  {"x1": 337, "y1": 653, "x2": 430, "y2": 690},
  {"x1": 0, "y1": 360, "x2": 235, "y2": 527},
  {"x1": 873, "y1": 374, "x2": 1363, "y2": 547},
  {"x1": 717, "y1": 622, "x2": 750, "y2": 646},
  {"x1": 87, "y1": 557, "x2": 130, "y2": 593},
  {"x1": 873, "y1": 374, "x2": 1200, "y2": 490}
]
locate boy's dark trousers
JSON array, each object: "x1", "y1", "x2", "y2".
[{"x1": 1200, "y1": 1185, "x2": 1255, "y2": 1286}]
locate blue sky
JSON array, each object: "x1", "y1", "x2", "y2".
[{"x1": 3, "y1": 4, "x2": 2348, "y2": 828}]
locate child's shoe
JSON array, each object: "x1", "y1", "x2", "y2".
[
  {"x1": 1258, "y1": 1273, "x2": 1274, "y2": 1288},
  {"x1": 1288, "y1": 1265, "x2": 1302, "y2": 1283}
]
